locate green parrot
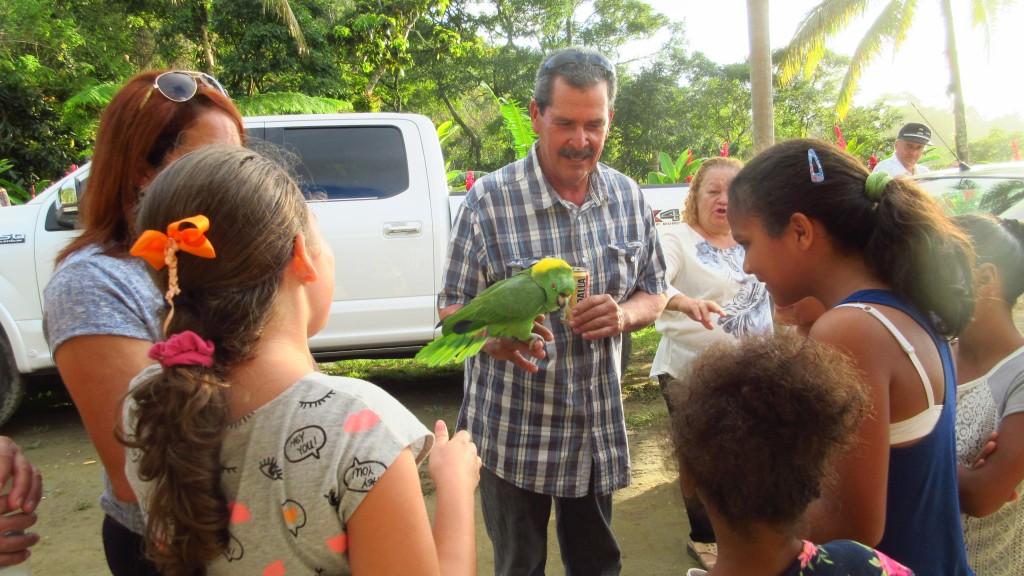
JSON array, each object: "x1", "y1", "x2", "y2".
[{"x1": 415, "y1": 257, "x2": 576, "y2": 366}]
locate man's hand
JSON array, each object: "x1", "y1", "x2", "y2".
[
  {"x1": 0, "y1": 437, "x2": 41, "y2": 566},
  {"x1": 0, "y1": 437, "x2": 41, "y2": 515},
  {"x1": 568, "y1": 295, "x2": 627, "y2": 340},
  {"x1": 480, "y1": 315, "x2": 554, "y2": 373}
]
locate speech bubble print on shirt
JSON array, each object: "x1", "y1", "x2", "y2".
[
  {"x1": 281, "y1": 499, "x2": 307, "y2": 537},
  {"x1": 343, "y1": 458, "x2": 387, "y2": 492},
  {"x1": 223, "y1": 533, "x2": 244, "y2": 562},
  {"x1": 343, "y1": 409, "x2": 381, "y2": 433},
  {"x1": 285, "y1": 426, "x2": 327, "y2": 463}
]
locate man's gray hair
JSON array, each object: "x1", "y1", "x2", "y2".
[{"x1": 533, "y1": 47, "x2": 617, "y2": 114}]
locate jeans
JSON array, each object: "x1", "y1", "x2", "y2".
[
  {"x1": 479, "y1": 465, "x2": 621, "y2": 576},
  {"x1": 102, "y1": 515, "x2": 161, "y2": 576},
  {"x1": 658, "y1": 373, "x2": 716, "y2": 544}
]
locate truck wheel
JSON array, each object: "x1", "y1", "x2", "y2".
[
  {"x1": 620, "y1": 331, "x2": 633, "y2": 373},
  {"x1": 0, "y1": 336, "x2": 26, "y2": 428}
]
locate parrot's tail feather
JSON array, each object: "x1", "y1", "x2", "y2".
[{"x1": 414, "y1": 328, "x2": 489, "y2": 366}]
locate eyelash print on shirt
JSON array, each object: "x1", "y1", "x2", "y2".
[{"x1": 298, "y1": 390, "x2": 336, "y2": 409}]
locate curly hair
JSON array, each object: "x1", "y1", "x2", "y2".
[
  {"x1": 729, "y1": 139, "x2": 975, "y2": 336},
  {"x1": 118, "y1": 145, "x2": 311, "y2": 576},
  {"x1": 682, "y1": 156, "x2": 743, "y2": 225},
  {"x1": 669, "y1": 332, "x2": 870, "y2": 536}
]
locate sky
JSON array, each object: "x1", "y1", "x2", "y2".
[{"x1": 625, "y1": 0, "x2": 1024, "y2": 121}]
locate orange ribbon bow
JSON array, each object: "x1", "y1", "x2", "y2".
[
  {"x1": 130, "y1": 215, "x2": 216, "y2": 270},
  {"x1": 131, "y1": 215, "x2": 216, "y2": 334}
]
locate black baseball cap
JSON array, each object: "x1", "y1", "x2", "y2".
[{"x1": 898, "y1": 122, "x2": 931, "y2": 144}]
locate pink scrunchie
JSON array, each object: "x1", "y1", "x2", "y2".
[{"x1": 148, "y1": 331, "x2": 215, "y2": 368}]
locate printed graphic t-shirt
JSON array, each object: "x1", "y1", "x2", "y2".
[{"x1": 124, "y1": 369, "x2": 432, "y2": 575}]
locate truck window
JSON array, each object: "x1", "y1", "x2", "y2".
[{"x1": 276, "y1": 126, "x2": 410, "y2": 201}]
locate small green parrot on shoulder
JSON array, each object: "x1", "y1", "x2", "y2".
[{"x1": 415, "y1": 257, "x2": 576, "y2": 366}]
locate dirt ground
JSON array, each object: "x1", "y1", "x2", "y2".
[{"x1": 4, "y1": 371, "x2": 700, "y2": 575}]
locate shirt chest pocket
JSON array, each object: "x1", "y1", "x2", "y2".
[{"x1": 603, "y1": 241, "x2": 645, "y2": 300}]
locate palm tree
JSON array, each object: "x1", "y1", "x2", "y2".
[
  {"x1": 778, "y1": 0, "x2": 1012, "y2": 164},
  {"x1": 748, "y1": 0, "x2": 775, "y2": 153},
  {"x1": 173, "y1": 0, "x2": 309, "y2": 70}
]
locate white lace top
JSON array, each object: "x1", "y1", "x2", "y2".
[{"x1": 956, "y1": 346, "x2": 1024, "y2": 575}]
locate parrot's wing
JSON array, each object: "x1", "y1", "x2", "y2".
[{"x1": 443, "y1": 271, "x2": 549, "y2": 335}]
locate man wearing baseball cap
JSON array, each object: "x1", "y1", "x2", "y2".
[{"x1": 872, "y1": 122, "x2": 932, "y2": 177}]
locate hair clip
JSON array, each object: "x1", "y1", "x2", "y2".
[
  {"x1": 130, "y1": 215, "x2": 216, "y2": 334},
  {"x1": 808, "y1": 149, "x2": 825, "y2": 183}
]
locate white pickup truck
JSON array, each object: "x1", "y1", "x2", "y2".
[{"x1": 0, "y1": 112, "x2": 686, "y2": 425}]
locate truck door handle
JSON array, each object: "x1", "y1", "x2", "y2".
[{"x1": 384, "y1": 222, "x2": 422, "y2": 237}]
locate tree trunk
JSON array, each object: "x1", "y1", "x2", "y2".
[
  {"x1": 198, "y1": 2, "x2": 216, "y2": 71},
  {"x1": 442, "y1": 93, "x2": 483, "y2": 167},
  {"x1": 747, "y1": 0, "x2": 774, "y2": 154},
  {"x1": 938, "y1": 0, "x2": 969, "y2": 164}
]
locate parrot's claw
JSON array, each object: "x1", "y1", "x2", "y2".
[{"x1": 526, "y1": 333, "x2": 545, "y2": 352}]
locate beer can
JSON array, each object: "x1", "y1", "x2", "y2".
[{"x1": 563, "y1": 267, "x2": 590, "y2": 323}]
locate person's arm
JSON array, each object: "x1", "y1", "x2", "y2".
[
  {"x1": 665, "y1": 293, "x2": 726, "y2": 330},
  {"x1": 54, "y1": 336, "x2": 155, "y2": 502},
  {"x1": 426, "y1": 420, "x2": 480, "y2": 575},
  {"x1": 802, "y1": 311, "x2": 892, "y2": 546},
  {"x1": 0, "y1": 437, "x2": 42, "y2": 566},
  {"x1": 348, "y1": 449, "x2": 442, "y2": 575},
  {"x1": 569, "y1": 290, "x2": 667, "y2": 340},
  {"x1": 658, "y1": 227, "x2": 724, "y2": 330},
  {"x1": 348, "y1": 421, "x2": 480, "y2": 576},
  {"x1": 959, "y1": 412, "x2": 1024, "y2": 517}
]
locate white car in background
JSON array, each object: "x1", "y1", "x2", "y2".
[{"x1": 911, "y1": 162, "x2": 1024, "y2": 218}]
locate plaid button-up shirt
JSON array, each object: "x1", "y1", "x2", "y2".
[{"x1": 439, "y1": 147, "x2": 667, "y2": 497}]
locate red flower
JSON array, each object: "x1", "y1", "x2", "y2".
[
  {"x1": 964, "y1": 189, "x2": 976, "y2": 201},
  {"x1": 1013, "y1": 140, "x2": 1021, "y2": 162},
  {"x1": 869, "y1": 156, "x2": 878, "y2": 170},
  {"x1": 465, "y1": 170, "x2": 475, "y2": 191},
  {"x1": 834, "y1": 125, "x2": 847, "y2": 149},
  {"x1": 720, "y1": 141, "x2": 729, "y2": 157},
  {"x1": 685, "y1": 175, "x2": 693, "y2": 184},
  {"x1": 685, "y1": 149, "x2": 693, "y2": 165}
]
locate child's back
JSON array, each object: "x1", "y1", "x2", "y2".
[{"x1": 120, "y1": 145, "x2": 480, "y2": 576}]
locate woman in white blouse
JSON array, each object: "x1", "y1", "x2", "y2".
[{"x1": 650, "y1": 156, "x2": 773, "y2": 570}]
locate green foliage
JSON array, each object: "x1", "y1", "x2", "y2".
[
  {"x1": 0, "y1": 57, "x2": 81, "y2": 199},
  {"x1": 234, "y1": 92, "x2": 354, "y2": 115},
  {"x1": 969, "y1": 127, "x2": 1024, "y2": 163},
  {"x1": 494, "y1": 93, "x2": 536, "y2": 159},
  {"x1": 646, "y1": 151, "x2": 702, "y2": 184},
  {"x1": 0, "y1": 159, "x2": 32, "y2": 204}
]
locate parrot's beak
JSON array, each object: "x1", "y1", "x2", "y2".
[{"x1": 557, "y1": 294, "x2": 568, "y2": 308}]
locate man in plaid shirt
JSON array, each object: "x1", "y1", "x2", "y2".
[{"x1": 437, "y1": 46, "x2": 668, "y2": 575}]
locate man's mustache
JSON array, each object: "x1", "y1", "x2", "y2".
[{"x1": 559, "y1": 147, "x2": 595, "y2": 161}]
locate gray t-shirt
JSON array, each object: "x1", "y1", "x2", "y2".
[
  {"x1": 125, "y1": 369, "x2": 432, "y2": 574},
  {"x1": 43, "y1": 244, "x2": 164, "y2": 533}
]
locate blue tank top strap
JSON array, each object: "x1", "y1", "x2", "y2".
[{"x1": 836, "y1": 289, "x2": 973, "y2": 575}]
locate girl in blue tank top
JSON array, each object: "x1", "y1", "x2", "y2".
[{"x1": 727, "y1": 140, "x2": 975, "y2": 575}]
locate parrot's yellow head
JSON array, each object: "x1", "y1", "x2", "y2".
[{"x1": 532, "y1": 258, "x2": 575, "y2": 309}]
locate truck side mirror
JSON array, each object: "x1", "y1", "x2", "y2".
[{"x1": 53, "y1": 180, "x2": 81, "y2": 229}]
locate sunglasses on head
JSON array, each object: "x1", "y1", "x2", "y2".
[
  {"x1": 140, "y1": 71, "x2": 229, "y2": 109},
  {"x1": 543, "y1": 50, "x2": 615, "y2": 76}
]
